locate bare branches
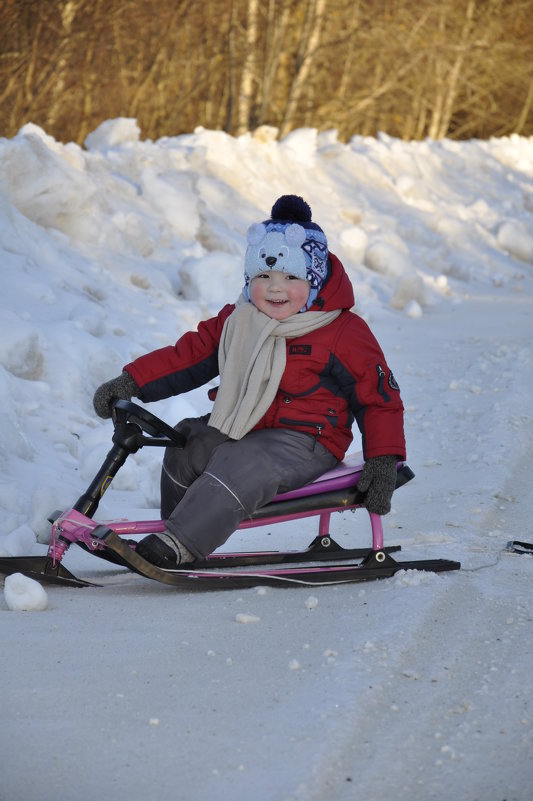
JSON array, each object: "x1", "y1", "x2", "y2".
[{"x1": 0, "y1": 0, "x2": 531, "y2": 143}]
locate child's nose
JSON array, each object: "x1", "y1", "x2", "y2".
[{"x1": 269, "y1": 272, "x2": 284, "y2": 288}]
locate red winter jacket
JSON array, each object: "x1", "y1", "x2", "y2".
[{"x1": 124, "y1": 254, "x2": 406, "y2": 462}]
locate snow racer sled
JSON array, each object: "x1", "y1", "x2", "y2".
[{"x1": 0, "y1": 401, "x2": 460, "y2": 588}]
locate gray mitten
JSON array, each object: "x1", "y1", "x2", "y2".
[
  {"x1": 93, "y1": 371, "x2": 139, "y2": 419},
  {"x1": 356, "y1": 455, "x2": 398, "y2": 515}
]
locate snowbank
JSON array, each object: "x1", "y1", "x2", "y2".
[
  {"x1": 0, "y1": 120, "x2": 532, "y2": 801},
  {"x1": 1, "y1": 122, "x2": 531, "y2": 552}
]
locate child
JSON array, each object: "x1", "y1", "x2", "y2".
[{"x1": 93, "y1": 195, "x2": 406, "y2": 568}]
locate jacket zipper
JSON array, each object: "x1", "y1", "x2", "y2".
[
  {"x1": 279, "y1": 418, "x2": 325, "y2": 438},
  {"x1": 376, "y1": 364, "x2": 391, "y2": 402}
]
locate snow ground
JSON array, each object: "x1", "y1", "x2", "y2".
[{"x1": 0, "y1": 120, "x2": 532, "y2": 800}]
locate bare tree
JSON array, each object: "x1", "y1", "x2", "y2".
[
  {"x1": 257, "y1": 0, "x2": 293, "y2": 128},
  {"x1": 235, "y1": 0, "x2": 260, "y2": 134},
  {"x1": 279, "y1": 0, "x2": 328, "y2": 138},
  {"x1": 425, "y1": 0, "x2": 477, "y2": 139},
  {"x1": 0, "y1": 0, "x2": 531, "y2": 144}
]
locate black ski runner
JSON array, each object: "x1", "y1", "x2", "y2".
[
  {"x1": 85, "y1": 533, "x2": 401, "y2": 569},
  {"x1": 507, "y1": 540, "x2": 533, "y2": 555},
  {"x1": 100, "y1": 530, "x2": 460, "y2": 588}
]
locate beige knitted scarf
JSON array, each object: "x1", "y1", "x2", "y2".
[{"x1": 209, "y1": 296, "x2": 340, "y2": 439}]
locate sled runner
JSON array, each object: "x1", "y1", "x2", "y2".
[
  {"x1": 506, "y1": 540, "x2": 533, "y2": 556},
  {"x1": 0, "y1": 401, "x2": 460, "y2": 588}
]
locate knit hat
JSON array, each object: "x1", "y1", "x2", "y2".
[{"x1": 244, "y1": 195, "x2": 329, "y2": 311}]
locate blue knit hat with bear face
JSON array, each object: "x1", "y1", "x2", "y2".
[{"x1": 244, "y1": 195, "x2": 329, "y2": 312}]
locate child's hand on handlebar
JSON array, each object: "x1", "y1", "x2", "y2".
[{"x1": 93, "y1": 371, "x2": 139, "y2": 418}]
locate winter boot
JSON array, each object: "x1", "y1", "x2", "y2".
[{"x1": 136, "y1": 531, "x2": 195, "y2": 569}]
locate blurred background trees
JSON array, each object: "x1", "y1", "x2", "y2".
[{"x1": 1, "y1": 0, "x2": 532, "y2": 144}]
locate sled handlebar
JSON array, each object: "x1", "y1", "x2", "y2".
[
  {"x1": 71, "y1": 401, "x2": 185, "y2": 518},
  {"x1": 111, "y1": 400, "x2": 186, "y2": 449}
]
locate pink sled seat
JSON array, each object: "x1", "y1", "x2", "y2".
[{"x1": 272, "y1": 452, "x2": 365, "y2": 502}]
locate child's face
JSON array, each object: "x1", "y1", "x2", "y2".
[{"x1": 249, "y1": 271, "x2": 310, "y2": 319}]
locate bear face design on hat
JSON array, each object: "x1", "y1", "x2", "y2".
[{"x1": 244, "y1": 195, "x2": 329, "y2": 312}]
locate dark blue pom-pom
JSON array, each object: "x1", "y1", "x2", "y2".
[{"x1": 271, "y1": 195, "x2": 312, "y2": 223}]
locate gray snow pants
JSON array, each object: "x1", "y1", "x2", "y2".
[{"x1": 160, "y1": 417, "x2": 338, "y2": 559}]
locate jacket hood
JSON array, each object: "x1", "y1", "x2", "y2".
[{"x1": 312, "y1": 252, "x2": 354, "y2": 312}]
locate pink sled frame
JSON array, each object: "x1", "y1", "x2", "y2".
[{"x1": 47, "y1": 452, "x2": 385, "y2": 565}]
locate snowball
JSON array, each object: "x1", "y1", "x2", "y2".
[
  {"x1": 4, "y1": 573, "x2": 48, "y2": 611},
  {"x1": 364, "y1": 240, "x2": 412, "y2": 278},
  {"x1": 305, "y1": 595, "x2": 319, "y2": 609},
  {"x1": 338, "y1": 226, "x2": 368, "y2": 263},
  {"x1": 404, "y1": 299, "x2": 423, "y2": 318},
  {"x1": 390, "y1": 274, "x2": 428, "y2": 310},
  {"x1": 235, "y1": 613, "x2": 261, "y2": 624},
  {"x1": 84, "y1": 118, "x2": 141, "y2": 151},
  {"x1": 497, "y1": 221, "x2": 533, "y2": 264}
]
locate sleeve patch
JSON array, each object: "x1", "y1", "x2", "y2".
[{"x1": 388, "y1": 371, "x2": 400, "y2": 391}]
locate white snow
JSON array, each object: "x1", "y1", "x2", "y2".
[
  {"x1": 0, "y1": 120, "x2": 532, "y2": 800},
  {"x1": 4, "y1": 572, "x2": 48, "y2": 611},
  {"x1": 235, "y1": 612, "x2": 261, "y2": 624}
]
